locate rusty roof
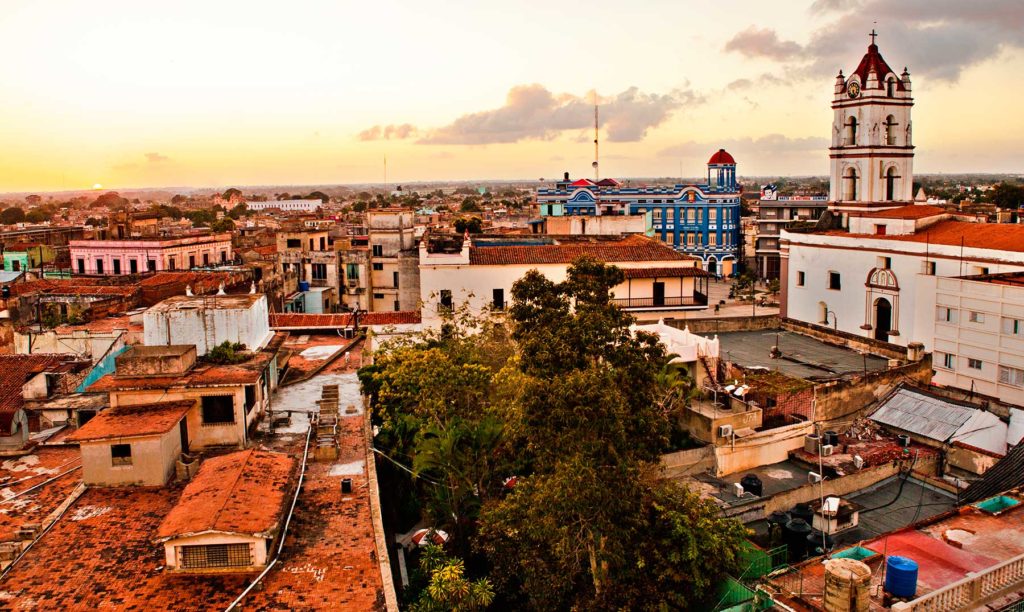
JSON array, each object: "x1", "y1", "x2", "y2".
[
  {"x1": 620, "y1": 266, "x2": 709, "y2": 279},
  {"x1": 467, "y1": 234, "x2": 694, "y2": 265},
  {"x1": 66, "y1": 400, "x2": 194, "y2": 443},
  {"x1": 156, "y1": 448, "x2": 295, "y2": 541},
  {"x1": 269, "y1": 311, "x2": 421, "y2": 329},
  {"x1": 852, "y1": 204, "x2": 948, "y2": 220},
  {"x1": 821, "y1": 220, "x2": 1024, "y2": 253},
  {"x1": 0, "y1": 354, "x2": 86, "y2": 435}
]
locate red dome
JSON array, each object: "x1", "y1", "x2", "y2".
[{"x1": 708, "y1": 149, "x2": 736, "y2": 165}]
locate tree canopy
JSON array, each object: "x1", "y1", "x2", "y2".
[{"x1": 361, "y1": 258, "x2": 746, "y2": 610}]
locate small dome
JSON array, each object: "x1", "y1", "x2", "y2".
[{"x1": 708, "y1": 149, "x2": 736, "y2": 165}]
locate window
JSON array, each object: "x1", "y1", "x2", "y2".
[
  {"x1": 877, "y1": 256, "x2": 892, "y2": 269},
  {"x1": 709, "y1": 209, "x2": 718, "y2": 223},
  {"x1": 95, "y1": 259, "x2": 104, "y2": 274},
  {"x1": 937, "y1": 352, "x2": 956, "y2": 370},
  {"x1": 393, "y1": 271, "x2": 399, "y2": 288},
  {"x1": 129, "y1": 259, "x2": 138, "y2": 274},
  {"x1": 923, "y1": 261, "x2": 936, "y2": 276},
  {"x1": 372, "y1": 262, "x2": 384, "y2": 271},
  {"x1": 111, "y1": 443, "x2": 132, "y2": 466},
  {"x1": 828, "y1": 272, "x2": 841, "y2": 290},
  {"x1": 346, "y1": 263, "x2": 359, "y2": 280},
  {"x1": 975, "y1": 266, "x2": 990, "y2": 275},
  {"x1": 319, "y1": 237, "x2": 326, "y2": 251},
  {"x1": 77, "y1": 259, "x2": 85, "y2": 274},
  {"x1": 885, "y1": 167, "x2": 900, "y2": 200},
  {"x1": 968, "y1": 358, "x2": 983, "y2": 370},
  {"x1": 844, "y1": 116, "x2": 858, "y2": 146},
  {"x1": 202, "y1": 253, "x2": 210, "y2": 266},
  {"x1": 189, "y1": 255, "x2": 196, "y2": 269},
  {"x1": 148, "y1": 259, "x2": 156, "y2": 273},
  {"x1": 244, "y1": 385, "x2": 256, "y2": 412},
  {"x1": 311, "y1": 263, "x2": 327, "y2": 280},
  {"x1": 936, "y1": 306, "x2": 958, "y2": 323},
  {"x1": 372, "y1": 245, "x2": 383, "y2": 257},
  {"x1": 653, "y1": 209, "x2": 663, "y2": 222},
  {"x1": 201, "y1": 396, "x2": 235, "y2": 424},
  {"x1": 874, "y1": 224, "x2": 887, "y2": 236},
  {"x1": 492, "y1": 288, "x2": 505, "y2": 310},
  {"x1": 884, "y1": 115, "x2": 898, "y2": 145},
  {"x1": 373, "y1": 292, "x2": 385, "y2": 299},
  {"x1": 843, "y1": 167, "x2": 859, "y2": 200},
  {"x1": 393, "y1": 300, "x2": 400, "y2": 311},
  {"x1": 221, "y1": 251, "x2": 228, "y2": 263},
  {"x1": 968, "y1": 311, "x2": 985, "y2": 324},
  {"x1": 10, "y1": 260, "x2": 20, "y2": 272},
  {"x1": 308, "y1": 238, "x2": 314, "y2": 250},
  {"x1": 112, "y1": 259, "x2": 121, "y2": 275},
  {"x1": 686, "y1": 209, "x2": 696, "y2": 223},
  {"x1": 685, "y1": 233, "x2": 695, "y2": 247},
  {"x1": 168, "y1": 257, "x2": 176, "y2": 271},
  {"x1": 886, "y1": 77, "x2": 896, "y2": 98},
  {"x1": 797, "y1": 271, "x2": 806, "y2": 287},
  {"x1": 439, "y1": 289, "x2": 453, "y2": 311},
  {"x1": 1000, "y1": 366, "x2": 1024, "y2": 387},
  {"x1": 709, "y1": 234, "x2": 717, "y2": 247},
  {"x1": 1002, "y1": 318, "x2": 1023, "y2": 336},
  {"x1": 180, "y1": 544, "x2": 251, "y2": 569},
  {"x1": 286, "y1": 238, "x2": 301, "y2": 248}
]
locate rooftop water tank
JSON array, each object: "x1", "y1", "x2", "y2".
[
  {"x1": 824, "y1": 558, "x2": 871, "y2": 612},
  {"x1": 299, "y1": 281, "x2": 310, "y2": 292},
  {"x1": 885, "y1": 555, "x2": 918, "y2": 599},
  {"x1": 784, "y1": 518, "x2": 812, "y2": 562}
]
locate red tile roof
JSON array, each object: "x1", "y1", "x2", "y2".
[
  {"x1": 854, "y1": 204, "x2": 947, "y2": 220},
  {"x1": 87, "y1": 350, "x2": 275, "y2": 392},
  {"x1": 0, "y1": 354, "x2": 83, "y2": 435},
  {"x1": 0, "y1": 447, "x2": 81, "y2": 542},
  {"x1": 9, "y1": 280, "x2": 139, "y2": 297},
  {"x1": 621, "y1": 266, "x2": 709, "y2": 279},
  {"x1": 468, "y1": 234, "x2": 694, "y2": 266},
  {"x1": 66, "y1": 400, "x2": 193, "y2": 443},
  {"x1": 269, "y1": 311, "x2": 421, "y2": 329},
  {"x1": 156, "y1": 448, "x2": 295, "y2": 540},
  {"x1": 827, "y1": 220, "x2": 1024, "y2": 253}
]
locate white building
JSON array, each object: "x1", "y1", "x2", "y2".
[
  {"x1": 631, "y1": 320, "x2": 719, "y2": 388},
  {"x1": 419, "y1": 233, "x2": 710, "y2": 328},
  {"x1": 780, "y1": 36, "x2": 1024, "y2": 404},
  {"x1": 143, "y1": 294, "x2": 273, "y2": 356},
  {"x1": 245, "y1": 199, "x2": 322, "y2": 213}
]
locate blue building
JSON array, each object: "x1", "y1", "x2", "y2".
[{"x1": 537, "y1": 149, "x2": 743, "y2": 276}]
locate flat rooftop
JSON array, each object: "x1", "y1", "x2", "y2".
[{"x1": 717, "y1": 329, "x2": 889, "y2": 380}]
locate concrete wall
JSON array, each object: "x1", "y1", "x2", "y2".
[
  {"x1": 713, "y1": 420, "x2": 814, "y2": 477},
  {"x1": 661, "y1": 445, "x2": 715, "y2": 479},
  {"x1": 163, "y1": 533, "x2": 268, "y2": 570},
  {"x1": 947, "y1": 444, "x2": 1001, "y2": 476},
  {"x1": 109, "y1": 386, "x2": 259, "y2": 450},
  {"x1": 682, "y1": 405, "x2": 763, "y2": 445},
  {"x1": 143, "y1": 296, "x2": 271, "y2": 355},
  {"x1": 813, "y1": 356, "x2": 934, "y2": 423},
  {"x1": 666, "y1": 315, "x2": 781, "y2": 335},
  {"x1": 80, "y1": 428, "x2": 180, "y2": 486}
]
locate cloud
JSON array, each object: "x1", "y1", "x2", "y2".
[
  {"x1": 357, "y1": 123, "x2": 419, "y2": 141},
  {"x1": 145, "y1": 152, "x2": 170, "y2": 163},
  {"x1": 659, "y1": 134, "x2": 829, "y2": 159},
  {"x1": 725, "y1": 73, "x2": 784, "y2": 91},
  {"x1": 725, "y1": 1, "x2": 1024, "y2": 82},
  {"x1": 414, "y1": 84, "x2": 702, "y2": 145},
  {"x1": 724, "y1": 27, "x2": 802, "y2": 61}
]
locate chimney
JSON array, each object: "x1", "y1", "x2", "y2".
[{"x1": 564, "y1": 171, "x2": 570, "y2": 181}]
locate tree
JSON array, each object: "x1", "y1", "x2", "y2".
[
  {"x1": 306, "y1": 191, "x2": 330, "y2": 203},
  {"x1": 453, "y1": 217, "x2": 482, "y2": 234},
  {"x1": 185, "y1": 209, "x2": 216, "y2": 227},
  {"x1": 990, "y1": 182, "x2": 1024, "y2": 210},
  {"x1": 210, "y1": 218, "x2": 235, "y2": 232},
  {"x1": 171, "y1": 194, "x2": 188, "y2": 205},
  {"x1": 0, "y1": 207, "x2": 25, "y2": 224},
  {"x1": 227, "y1": 203, "x2": 250, "y2": 219},
  {"x1": 222, "y1": 187, "x2": 242, "y2": 200},
  {"x1": 352, "y1": 201, "x2": 368, "y2": 213},
  {"x1": 410, "y1": 545, "x2": 494, "y2": 612},
  {"x1": 25, "y1": 208, "x2": 48, "y2": 223},
  {"x1": 460, "y1": 197, "x2": 482, "y2": 213}
]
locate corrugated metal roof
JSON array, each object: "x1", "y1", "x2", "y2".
[{"x1": 870, "y1": 387, "x2": 975, "y2": 442}]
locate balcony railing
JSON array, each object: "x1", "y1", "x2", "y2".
[
  {"x1": 611, "y1": 292, "x2": 707, "y2": 310},
  {"x1": 309, "y1": 278, "x2": 331, "y2": 287},
  {"x1": 891, "y1": 550, "x2": 1024, "y2": 611}
]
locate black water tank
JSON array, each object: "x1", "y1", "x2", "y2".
[
  {"x1": 791, "y1": 503, "x2": 814, "y2": 524},
  {"x1": 824, "y1": 430, "x2": 840, "y2": 447},
  {"x1": 767, "y1": 511, "x2": 791, "y2": 527},
  {"x1": 806, "y1": 530, "x2": 834, "y2": 557},
  {"x1": 740, "y1": 474, "x2": 764, "y2": 497},
  {"x1": 784, "y1": 518, "x2": 812, "y2": 562}
]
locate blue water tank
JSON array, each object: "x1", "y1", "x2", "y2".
[
  {"x1": 885, "y1": 556, "x2": 918, "y2": 598},
  {"x1": 298, "y1": 281, "x2": 310, "y2": 292}
]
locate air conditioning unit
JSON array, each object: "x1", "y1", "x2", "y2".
[
  {"x1": 718, "y1": 425, "x2": 734, "y2": 438},
  {"x1": 821, "y1": 444, "x2": 834, "y2": 457},
  {"x1": 808, "y1": 471, "x2": 822, "y2": 483},
  {"x1": 732, "y1": 483, "x2": 744, "y2": 497},
  {"x1": 343, "y1": 328, "x2": 355, "y2": 339},
  {"x1": 853, "y1": 455, "x2": 864, "y2": 470}
]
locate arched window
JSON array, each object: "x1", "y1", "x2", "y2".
[
  {"x1": 886, "y1": 77, "x2": 896, "y2": 97},
  {"x1": 843, "y1": 167, "x2": 859, "y2": 201},
  {"x1": 884, "y1": 115, "x2": 898, "y2": 145},
  {"x1": 845, "y1": 117, "x2": 858, "y2": 146},
  {"x1": 885, "y1": 166, "x2": 900, "y2": 200}
]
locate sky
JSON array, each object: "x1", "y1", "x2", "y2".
[{"x1": 0, "y1": 0, "x2": 1021, "y2": 192}]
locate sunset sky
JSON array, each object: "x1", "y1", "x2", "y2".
[{"x1": 1, "y1": 0, "x2": 1021, "y2": 192}]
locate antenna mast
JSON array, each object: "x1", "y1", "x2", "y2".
[
  {"x1": 592, "y1": 103, "x2": 600, "y2": 182},
  {"x1": 384, "y1": 155, "x2": 388, "y2": 195}
]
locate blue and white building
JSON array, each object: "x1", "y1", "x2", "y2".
[{"x1": 536, "y1": 150, "x2": 743, "y2": 276}]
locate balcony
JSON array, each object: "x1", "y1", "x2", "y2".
[
  {"x1": 611, "y1": 291, "x2": 707, "y2": 310},
  {"x1": 309, "y1": 278, "x2": 331, "y2": 287}
]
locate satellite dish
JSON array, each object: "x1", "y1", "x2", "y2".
[{"x1": 724, "y1": 384, "x2": 736, "y2": 392}]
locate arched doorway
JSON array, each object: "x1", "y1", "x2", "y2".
[
  {"x1": 874, "y1": 297, "x2": 892, "y2": 341},
  {"x1": 706, "y1": 258, "x2": 717, "y2": 276}
]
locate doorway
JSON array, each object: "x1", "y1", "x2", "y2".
[
  {"x1": 179, "y1": 419, "x2": 190, "y2": 454},
  {"x1": 652, "y1": 281, "x2": 665, "y2": 307},
  {"x1": 874, "y1": 297, "x2": 892, "y2": 341}
]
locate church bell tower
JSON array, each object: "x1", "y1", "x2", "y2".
[{"x1": 828, "y1": 31, "x2": 914, "y2": 214}]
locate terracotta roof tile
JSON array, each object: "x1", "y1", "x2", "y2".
[
  {"x1": 269, "y1": 311, "x2": 421, "y2": 329},
  {"x1": 156, "y1": 448, "x2": 295, "y2": 540},
  {"x1": 0, "y1": 354, "x2": 84, "y2": 435},
  {"x1": 87, "y1": 351, "x2": 275, "y2": 392},
  {"x1": 853, "y1": 204, "x2": 947, "y2": 220},
  {"x1": 0, "y1": 447, "x2": 81, "y2": 542},
  {"x1": 66, "y1": 400, "x2": 194, "y2": 443},
  {"x1": 468, "y1": 234, "x2": 693, "y2": 266},
  {"x1": 621, "y1": 266, "x2": 709, "y2": 279},
  {"x1": 825, "y1": 220, "x2": 1024, "y2": 253}
]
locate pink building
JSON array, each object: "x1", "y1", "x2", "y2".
[{"x1": 69, "y1": 233, "x2": 233, "y2": 275}]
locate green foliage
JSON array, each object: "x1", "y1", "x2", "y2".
[
  {"x1": 990, "y1": 182, "x2": 1024, "y2": 210},
  {"x1": 170, "y1": 194, "x2": 188, "y2": 205},
  {"x1": 352, "y1": 201, "x2": 368, "y2": 213},
  {"x1": 410, "y1": 545, "x2": 494, "y2": 612},
  {"x1": 222, "y1": 187, "x2": 242, "y2": 200},
  {"x1": 0, "y1": 207, "x2": 25, "y2": 224},
  {"x1": 209, "y1": 218, "x2": 235, "y2": 232},
  {"x1": 459, "y1": 197, "x2": 481, "y2": 213},
  {"x1": 306, "y1": 191, "x2": 330, "y2": 203},
  {"x1": 226, "y1": 203, "x2": 250, "y2": 219},
  {"x1": 453, "y1": 217, "x2": 482, "y2": 234},
  {"x1": 205, "y1": 341, "x2": 247, "y2": 364},
  {"x1": 185, "y1": 208, "x2": 217, "y2": 227}
]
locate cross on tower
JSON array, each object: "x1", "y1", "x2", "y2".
[{"x1": 870, "y1": 29, "x2": 878, "y2": 45}]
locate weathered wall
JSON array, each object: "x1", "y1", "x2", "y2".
[
  {"x1": 682, "y1": 406, "x2": 763, "y2": 445},
  {"x1": 782, "y1": 317, "x2": 908, "y2": 360},
  {"x1": 947, "y1": 444, "x2": 1001, "y2": 476},
  {"x1": 713, "y1": 420, "x2": 814, "y2": 476},
  {"x1": 814, "y1": 356, "x2": 934, "y2": 423},
  {"x1": 665, "y1": 314, "x2": 781, "y2": 335},
  {"x1": 80, "y1": 430, "x2": 179, "y2": 487},
  {"x1": 660, "y1": 446, "x2": 715, "y2": 479}
]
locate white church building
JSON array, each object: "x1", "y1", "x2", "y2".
[{"x1": 780, "y1": 35, "x2": 1024, "y2": 406}]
